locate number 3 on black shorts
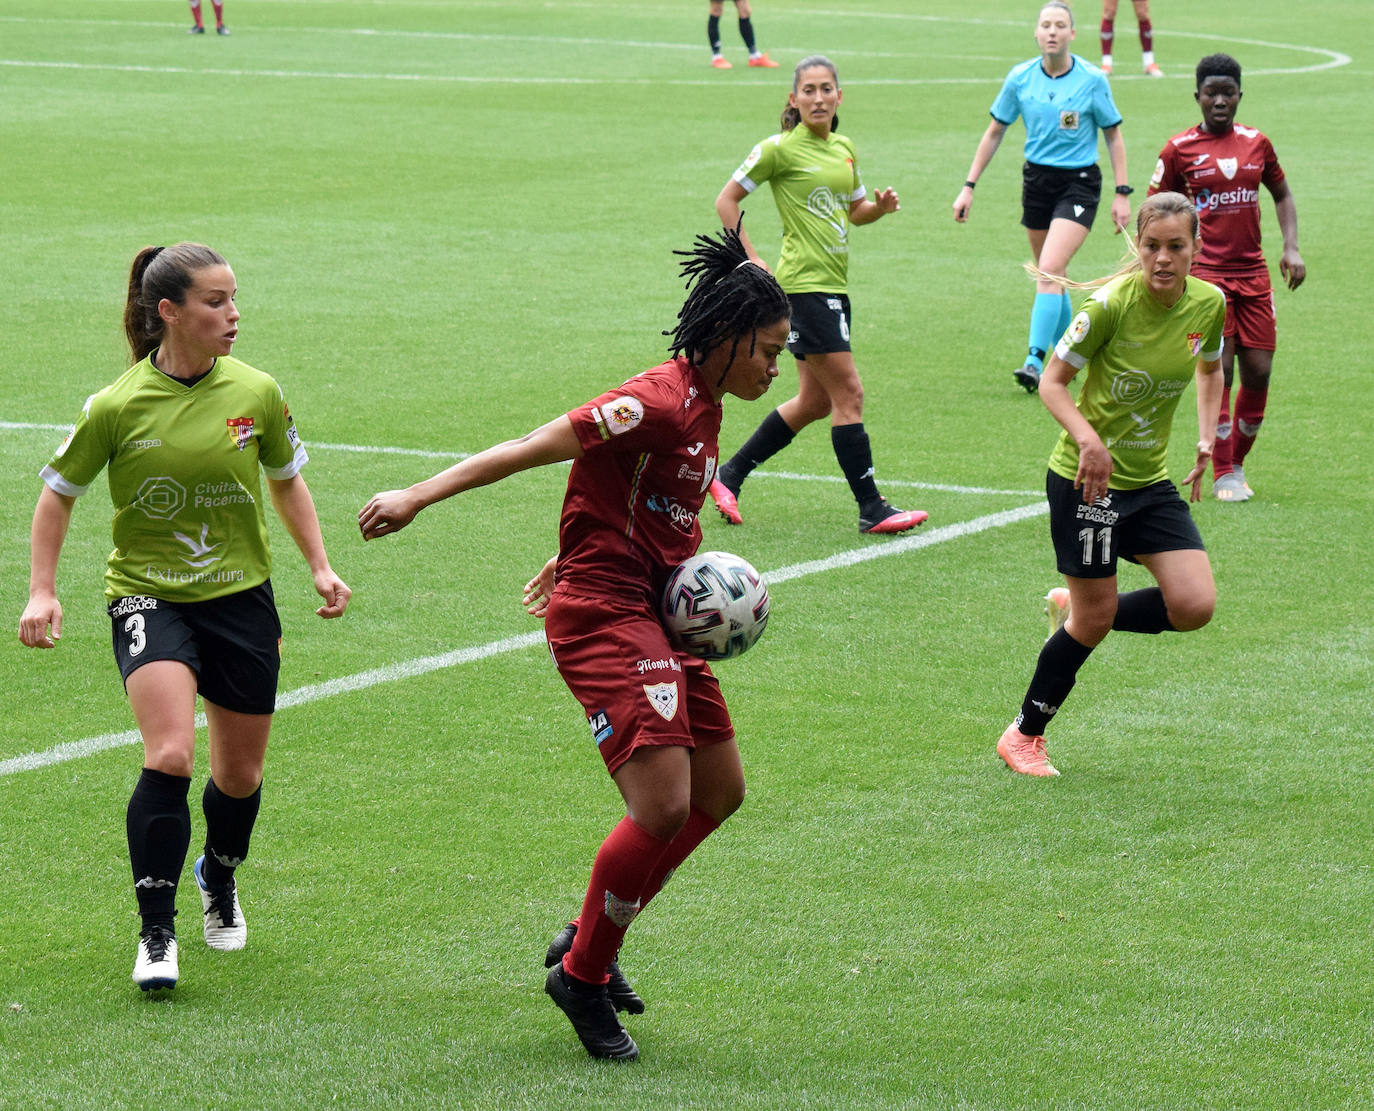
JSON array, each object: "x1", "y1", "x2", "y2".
[{"x1": 123, "y1": 612, "x2": 148, "y2": 656}]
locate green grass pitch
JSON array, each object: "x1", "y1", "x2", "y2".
[{"x1": 1, "y1": 1, "x2": 1371, "y2": 1107}]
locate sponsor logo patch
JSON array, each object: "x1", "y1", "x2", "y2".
[
  {"x1": 587, "y1": 710, "x2": 613, "y2": 745},
  {"x1": 599, "y1": 396, "x2": 644, "y2": 436},
  {"x1": 604, "y1": 890, "x2": 641, "y2": 929}
]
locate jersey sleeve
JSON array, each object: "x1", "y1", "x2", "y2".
[
  {"x1": 567, "y1": 373, "x2": 683, "y2": 456},
  {"x1": 39, "y1": 390, "x2": 116, "y2": 497},
  {"x1": 1147, "y1": 140, "x2": 1184, "y2": 195},
  {"x1": 1259, "y1": 134, "x2": 1287, "y2": 189},
  {"x1": 732, "y1": 134, "x2": 780, "y2": 194},
  {"x1": 1201, "y1": 286, "x2": 1226, "y2": 361},
  {"x1": 1054, "y1": 286, "x2": 1118, "y2": 369},
  {"x1": 256, "y1": 379, "x2": 308, "y2": 480},
  {"x1": 840, "y1": 137, "x2": 866, "y2": 204},
  {"x1": 1090, "y1": 71, "x2": 1124, "y2": 129},
  {"x1": 989, "y1": 70, "x2": 1021, "y2": 126}
]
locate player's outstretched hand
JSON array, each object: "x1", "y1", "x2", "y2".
[
  {"x1": 359, "y1": 490, "x2": 421, "y2": 540},
  {"x1": 874, "y1": 187, "x2": 900, "y2": 214},
  {"x1": 522, "y1": 556, "x2": 558, "y2": 619},
  {"x1": 18, "y1": 593, "x2": 62, "y2": 648}
]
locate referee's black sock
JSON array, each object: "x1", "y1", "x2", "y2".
[
  {"x1": 1017, "y1": 628, "x2": 1095, "y2": 736},
  {"x1": 738, "y1": 17, "x2": 757, "y2": 52},
  {"x1": 719, "y1": 407, "x2": 795, "y2": 492},
  {"x1": 831, "y1": 422, "x2": 883, "y2": 514},
  {"x1": 127, "y1": 767, "x2": 192, "y2": 932},
  {"x1": 1112, "y1": 587, "x2": 1175, "y2": 633},
  {"x1": 201, "y1": 777, "x2": 262, "y2": 887},
  {"x1": 707, "y1": 15, "x2": 722, "y2": 53}
]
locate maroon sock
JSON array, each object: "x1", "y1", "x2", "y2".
[
  {"x1": 638, "y1": 806, "x2": 721, "y2": 914},
  {"x1": 211, "y1": 0, "x2": 224, "y2": 25},
  {"x1": 1213, "y1": 385, "x2": 1234, "y2": 476},
  {"x1": 563, "y1": 816, "x2": 671, "y2": 985},
  {"x1": 1138, "y1": 18, "x2": 1153, "y2": 53},
  {"x1": 1233, "y1": 386, "x2": 1269, "y2": 466},
  {"x1": 189, "y1": 0, "x2": 204, "y2": 28},
  {"x1": 1100, "y1": 18, "x2": 1114, "y2": 57}
]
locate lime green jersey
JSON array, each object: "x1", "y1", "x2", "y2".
[
  {"x1": 41, "y1": 354, "x2": 308, "y2": 602},
  {"x1": 731, "y1": 126, "x2": 866, "y2": 294},
  {"x1": 1048, "y1": 273, "x2": 1225, "y2": 490}
]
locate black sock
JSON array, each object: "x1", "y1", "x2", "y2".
[
  {"x1": 719, "y1": 408, "x2": 795, "y2": 491},
  {"x1": 707, "y1": 15, "x2": 721, "y2": 52},
  {"x1": 831, "y1": 423, "x2": 882, "y2": 512},
  {"x1": 738, "y1": 17, "x2": 757, "y2": 52},
  {"x1": 1017, "y1": 628, "x2": 1095, "y2": 736},
  {"x1": 201, "y1": 777, "x2": 262, "y2": 887},
  {"x1": 1112, "y1": 587, "x2": 1175, "y2": 633},
  {"x1": 127, "y1": 768, "x2": 192, "y2": 932}
]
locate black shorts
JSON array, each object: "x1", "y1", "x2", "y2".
[
  {"x1": 786, "y1": 292, "x2": 851, "y2": 357},
  {"x1": 1046, "y1": 471, "x2": 1204, "y2": 579},
  {"x1": 1021, "y1": 162, "x2": 1101, "y2": 231},
  {"x1": 108, "y1": 581, "x2": 282, "y2": 715}
]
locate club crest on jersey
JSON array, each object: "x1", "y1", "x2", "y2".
[
  {"x1": 643, "y1": 682, "x2": 678, "y2": 722},
  {"x1": 1217, "y1": 157, "x2": 1238, "y2": 181},
  {"x1": 1188, "y1": 332, "x2": 1204, "y2": 356},
  {"x1": 226, "y1": 417, "x2": 254, "y2": 450},
  {"x1": 1059, "y1": 110, "x2": 1079, "y2": 131}
]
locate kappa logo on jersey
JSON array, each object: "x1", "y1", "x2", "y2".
[
  {"x1": 587, "y1": 709, "x2": 613, "y2": 745},
  {"x1": 597, "y1": 396, "x2": 644, "y2": 437},
  {"x1": 1059, "y1": 109, "x2": 1080, "y2": 131},
  {"x1": 227, "y1": 417, "x2": 254, "y2": 450},
  {"x1": 134, "y1": 476, "x2": 187, "y2": 521},
  {"x1": 1068, "y1": 311, "x2": 1091, "y2": 344},
  {"x1": 643, "y1": 682, "x2": 678, "y2": 722},
  {"x1": 1188, "y1": 332, "x2": 1204, "y2": 356},
  {"x1": 284, "y1": 404, "x2": 300, "y2": 450},
  {"x1": 1217, "y1": 157, "x2": 1238, "y2": 181}
]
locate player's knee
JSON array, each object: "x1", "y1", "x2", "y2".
[
  {"x1": 635, "y1": 799, "x2": 691, "y2": 843},
  {"x1": 1168, "y1": 592, "x2": 1215, "y2": 632}
]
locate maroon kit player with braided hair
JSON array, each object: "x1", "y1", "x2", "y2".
[{"x1": 360, "y1": 226, "x2": 790, "y2": 1061}]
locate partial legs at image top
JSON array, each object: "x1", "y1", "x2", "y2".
[
  {"x1": 858, "y1": 500, "x2": 928, "y2": 535},
  {"x1": 1213, "y1": 472, "x2": 1252, "y2": 502}
]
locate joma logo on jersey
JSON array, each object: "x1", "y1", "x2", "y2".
[{"x1": 226, "y1": 417, "x2": 254, "y2": 450}]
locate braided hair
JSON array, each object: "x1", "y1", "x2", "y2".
[{"x1": 665, "y1": 224, "x2": 790, "y2": 387}]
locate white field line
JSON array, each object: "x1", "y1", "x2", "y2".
[
  {"x1": 0, "y1": 16, "x2": 1349, "y2": 82},
  {"x1": 0, "y1": 502, "x2": 1045, "y2": 777},
  {"x1": 1, "y1": 422, "x2": 1040, "y2": 496}
]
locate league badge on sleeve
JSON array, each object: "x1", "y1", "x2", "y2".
[
  {"x1": 595, "y1": 396, "x2": 645, "y2": 438},
  {"x1": 1068, "y1": 312, "x2": 1092, "y2": 344}
]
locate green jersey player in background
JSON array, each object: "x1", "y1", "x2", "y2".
[
  {"x1": 710, "y1": 54, "x2": 927, "y2": 536},
  {"x1": 996, "y1": 193, "x2": 1225, "y2": 778},
  {"x1": 19, "y1": 243, "x2": 351, "y2": 990}
]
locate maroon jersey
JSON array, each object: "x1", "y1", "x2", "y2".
[
  {"x1": 558, "y1": 356, "x2": 721, "y2": 604},
  {"x1": 1150, "y1": 123, "x2": 1285, "y2": 283}
]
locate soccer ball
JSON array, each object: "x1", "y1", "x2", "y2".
[{"x1": 661, "y1": 550, "x2": 770, "y2": 661}]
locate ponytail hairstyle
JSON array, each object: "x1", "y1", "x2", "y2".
[
  {"x1": 665, "y1": 222, "x2": 790, "y2": 386},
  {"x1": 780, "y1": 54, "x2": 840, "y2": 134},
  {"x1": 1024, "y1": 191, "x2": 1199, "y2": 290},
  {"x1": 123, "y1": 242, "x2": 228, "y2": 364}
]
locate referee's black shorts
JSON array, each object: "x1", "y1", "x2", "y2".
[{"x1": 1022, "y1": 161, "x2": 1102, "y2": 231}]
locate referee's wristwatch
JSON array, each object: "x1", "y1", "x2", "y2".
[{"x1": 1114, "y1": 184, "x2": 1135, "y2": 196}]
